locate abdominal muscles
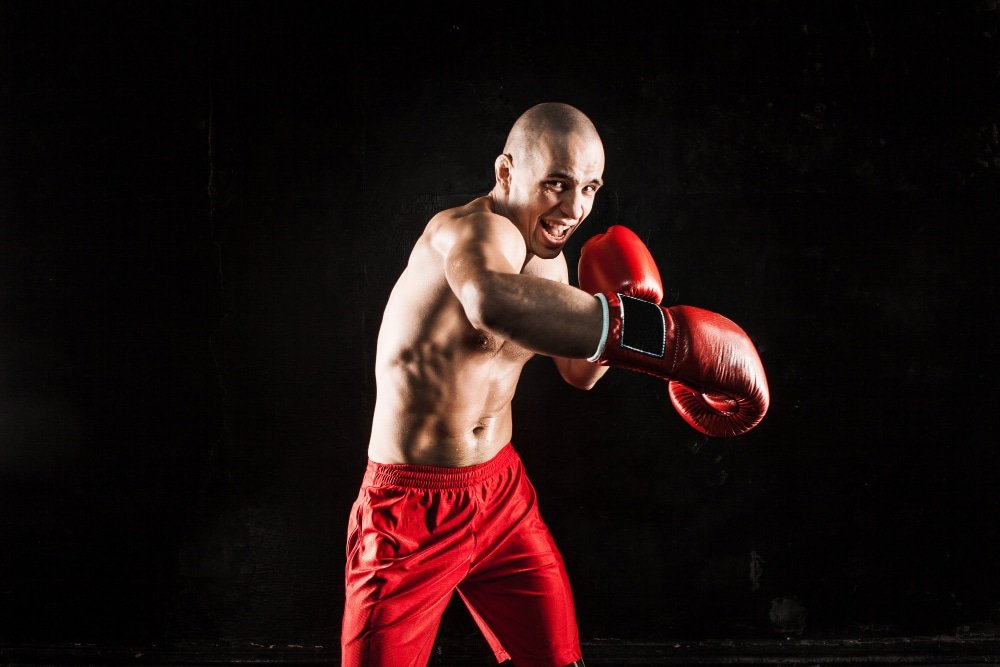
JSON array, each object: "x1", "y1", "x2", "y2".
[{"x1": 368, "y1": 285, "x2": 534, "y2": 466}]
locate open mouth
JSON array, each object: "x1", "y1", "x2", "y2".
[{"x1": 540, "y1": 219, "x2": 573, "y2": 243}]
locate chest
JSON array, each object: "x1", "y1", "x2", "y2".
[{"x1": 462, "y1": 327, "x2": 533, "y2": 363}]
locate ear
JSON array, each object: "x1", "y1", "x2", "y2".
[{"x1": 494, "y1": 153, "x2": 513, "y2": 190}]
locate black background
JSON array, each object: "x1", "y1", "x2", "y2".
[{"x1": 2, "y1": 0, "x2": 999, "y2": 656}]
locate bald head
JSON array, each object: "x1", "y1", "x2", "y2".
[
  {"x1": 491, "y1": 103, "x2": 605, "y2": 259},
  {"x1": 503, "y1": 102, "x2": 603, "y2": 163}
]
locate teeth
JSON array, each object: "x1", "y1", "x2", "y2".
[{"x1": 543, "y1": 221, "x2": 570, "y2": 238}]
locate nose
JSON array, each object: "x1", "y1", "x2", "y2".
[{"x1": 559, "y1": 189, "x2": 586, "y2": 220}]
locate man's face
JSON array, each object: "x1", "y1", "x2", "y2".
[{"x1": 507, "y1": 132, "x2": 605, "y2": 260}]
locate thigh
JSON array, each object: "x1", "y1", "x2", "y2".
[
  {"x1": 459, "y1": 510, "x2": 582, "y2": 667},
  {"x1": 341, "y1": 484, "x2": 475, "y2": 666}
]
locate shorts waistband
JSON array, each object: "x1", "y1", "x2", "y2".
[{"x1": 364, "y1": 443, "x2": 519, "y2": 489}]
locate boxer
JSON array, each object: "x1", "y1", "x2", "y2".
[{"x1": 341, "y1": 102, "x2": 768, "y2": 667}]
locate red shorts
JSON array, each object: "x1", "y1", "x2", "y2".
[{"x1": 341, "y1": 443, "x2": 581, "y2": 667}]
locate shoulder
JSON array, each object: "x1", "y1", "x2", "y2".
[
  {"x1": 429, "y1": 196, "x2": 526, "y2": 262},
  {"x1": 523, "y1": 252, "x2": 568, "y2": 283}
]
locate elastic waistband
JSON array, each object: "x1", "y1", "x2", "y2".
[{"x1": 364, "y1": 443, "x2": 519, "y2": 489}]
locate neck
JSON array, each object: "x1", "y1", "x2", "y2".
[{"x1": 486, "y1": 189, "x2": 506, "y2": 216}]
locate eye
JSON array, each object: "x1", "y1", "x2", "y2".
[{"x1": 544, "y1": 180, "x2": 566, "y2": 192}]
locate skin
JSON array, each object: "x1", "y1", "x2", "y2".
[{"x1": 368, "y1": 102, "x2": 611, "y2": 466}]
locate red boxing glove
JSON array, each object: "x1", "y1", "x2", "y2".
[
  {"x1": 578, "y1": 226, "x2": 770, "y2": 437},
  {"x1": 578, "y1": 225, "x2": 663, "y2": 303}
]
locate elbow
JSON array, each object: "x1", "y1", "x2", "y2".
[
  {"x1": 458, "y1": 277, "x2": 509, "y2": 334},
  {"x1": 567, "y1": 378, "x2": 599, "y2": 391},
  {"x1": 458, "y1": 281, "x2": 500, "y2": 333},
  {"x1": 566, "y1": 372, "x2": 602, "y2": 391},
  {"x1": 559, "y1": 362, "x2": 606, "y2": 391}
]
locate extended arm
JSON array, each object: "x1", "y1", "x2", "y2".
[{"x1": 440, "y1": 214, "x2": 604, "y2": 360}]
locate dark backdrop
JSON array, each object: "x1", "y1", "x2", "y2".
[{"x1": 2, "y1": 0, "x2": 999, "y2": 659}]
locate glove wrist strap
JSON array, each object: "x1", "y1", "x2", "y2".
[{"x1": 587, "y1": 293, "x2": 610, "y2": 362}]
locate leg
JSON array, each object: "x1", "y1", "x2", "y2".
[
  {"x1": 341, "y1": 588, "x2": 452, "y2": 667},
  {"x1": 457, "y1": 459, "x2": 583, "y2": 667},
  {"x1": 341, "y1": 478, "x2": 476, "y2": 666},
  {"x1": 458, "y1": 524, "x2": 582, "y2": 667}
]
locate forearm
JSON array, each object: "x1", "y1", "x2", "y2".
[{"x1": 466, "y1": 272, "x2": 604, "y2": 359}]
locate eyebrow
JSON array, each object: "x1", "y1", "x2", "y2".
[{"x1": 546, "y1": 170, "x2": 604, "y2": 187}]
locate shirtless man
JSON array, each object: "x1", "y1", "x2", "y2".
[{"x1": 341, "y1": 102, "x2": 769, "y2": 666}]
